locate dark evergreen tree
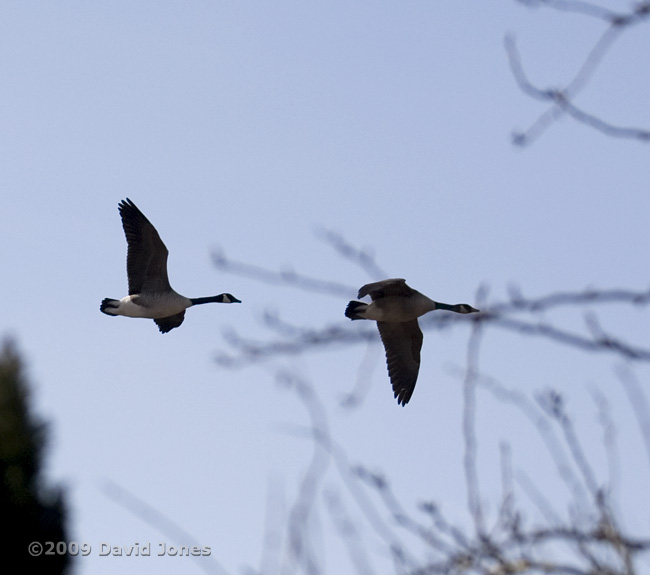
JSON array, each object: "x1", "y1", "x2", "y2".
[{"x1": 0, "y1": 338, "x2": 69, "y2": 574}]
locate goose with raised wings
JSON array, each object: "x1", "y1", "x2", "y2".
[{"x1": 100, "y1": 198, "x2": 240, "y2": 333}]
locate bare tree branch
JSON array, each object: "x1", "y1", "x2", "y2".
[
  {"x1": 212, "y1": 278, "x2": 650, "y2": 368},
  {"x1": 274, "y1": 369, "x2": 331, "y2": 575},
  {"x1": 207, "y1": 240, "x2": 650, "y2": 574},
  {"x1": 101, "y1": 479, "x2": 229, "y2": 575},
  {"x1": 536, "y1": 390, "x2": 600, "y2": 499},
  {"x1": 462, "y1": 311, "x2": 486, "y2": 536},
  {"x1": 313, "y1": 228, "x2": 388, "y2": 281},
  {"x1": 617, "y1": 365, "x2": 650, "y2": 472},
  {"x1": 212, "y1": 248, "x2": 355, "y2": 299},
  {"x1": 507, "y1": 1, "x2": 650, "y2": 145},
  {"x1": 322, "y1": 489, "x2": 377, "y2": 575},
  {"x1": 588, "y1": 386, "x2": 620, "y2": 502},
  {"x1": 516, "y1": 0, "x2": 623, "y2": 21}
]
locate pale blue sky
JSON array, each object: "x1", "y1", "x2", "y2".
[{"x1": 1, "y1": 2, "x2": 649, "y2": 574}]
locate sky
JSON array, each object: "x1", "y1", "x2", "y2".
[{"x1": 1, "y1": 1, "x2": 650, "y2": 574}]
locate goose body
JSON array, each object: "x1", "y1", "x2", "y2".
[
  {"x1": 100, "y1": 198, "x2": 240, "y2": 333},
  {"x1": 345, "y1": 278, "x2": 478, "y2": 406}
]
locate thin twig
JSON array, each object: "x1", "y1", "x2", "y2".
[
  {"x1": 101, "y1": 479, "x2": 229, "y2": 575},
  {"x1": 506, "y1": 2, "x2": 650, "y2": 145}
]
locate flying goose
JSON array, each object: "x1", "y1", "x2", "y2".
[
  {"x1": 100, "y1": 198, "x2": 241, "y2": 333},
  {"x1": 345, "y1": 278, "x2": 478, "y2": 405}
]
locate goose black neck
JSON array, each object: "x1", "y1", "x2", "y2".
[
  {"x1": 435, "y1": 302, "x2": 457, "y2": 312},
  {"x1": 190, "y1": 296, "x2": 222, "y2": 305}
]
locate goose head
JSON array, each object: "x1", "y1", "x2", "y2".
[{"x1": 453, "y1": 303, "x2": 479, "y2": 314}]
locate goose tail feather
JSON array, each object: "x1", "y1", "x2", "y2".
[
  {"x1": 100, "y1": 298, "x2": 120, "y2": 315},
  {"x1": 345, "y1": 301, "x2": 368, "y2": 320}
]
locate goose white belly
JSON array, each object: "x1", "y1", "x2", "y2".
[{"x1": 113, "y1": 293, "x2": 192, "y2": 319}]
